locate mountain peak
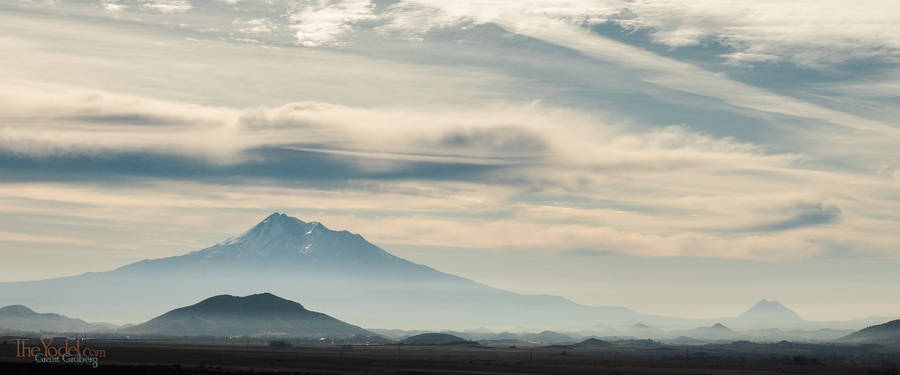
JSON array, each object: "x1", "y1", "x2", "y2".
[
  {"x1": 251, "y1": 212, "x2": 314, "y2": 232},
  {"x1": 262, "y1": 212, "x2": 288, "y2": 223},
  {"x1": 247, "y1": 212, "x2": 337, "y2": 236},
  {"x1": 192, "y1": 292, "x2": 308, "y2": 313},
  {"x1": 711, "y1": 322, "x2": 730, "y2": 330},
  {"x1": 194, "y1": 212, "x2": 396, "y2": 264}
]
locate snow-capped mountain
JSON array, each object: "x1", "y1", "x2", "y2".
[
  {"x1": 203, "y1": 213, "x2": 392, "y2": 261},
  {"x1": 119, "y1": 213, "x2": 422, "y2": 274},
  {"x1": 0, "y1": 213, "x2": 636, "y2": 329},
  {"x1": 113, "y1": 213, "x2": 458, "y2": 286}
]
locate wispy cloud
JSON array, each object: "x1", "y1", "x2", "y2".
[
  {"x1": 1, "y1": 83, "x2": 898, "y2": 261},
  {"x1": 1, "y1": 1, "x2": 899, "y2": 266},
  {"x1": 384, "y1": 0, "x2": 900, "y2": 66},
  {"x1": 0, "y1": 231, "x2": 94, "y2": 246},
  {"x1": 289, "y1": 0, "x2": 375, "y2": 47}
]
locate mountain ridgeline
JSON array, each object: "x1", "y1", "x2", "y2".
[{"x1": 840, "y1": 319, "x2": 900, "y2": 345}]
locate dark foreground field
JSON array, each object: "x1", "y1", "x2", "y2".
[{"x1": 2, "y1": 339, "x2": 899, "y2": 375}]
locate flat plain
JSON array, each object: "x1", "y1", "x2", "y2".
[{"x1": 2, "y1": 339, "x2": 898, "y2": 374}]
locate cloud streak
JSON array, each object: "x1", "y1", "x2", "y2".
[
  {"x1": 1, "y1": 84, "x2": 898, "y2": 262},
  {"x1": 1, "y1": 2, "x2": 899, "y2": 266}
]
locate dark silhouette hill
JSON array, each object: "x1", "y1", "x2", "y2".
[
  {"x1": 401, "y1": 333, "x2": 469, "y2": 345},
  {"x1": 0, "y1": 305, "x2": 101, "y2": 333},
  {"x1": 840, "y1": 319, "x2": 900, "y2": 344},
  {"x1": 124, "y1": 293, "x2": 371, "y2": 338},
  {"x1": 574, "y1": 338, "x2": 611, "y2": 348}
]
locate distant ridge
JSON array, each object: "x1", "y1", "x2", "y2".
[
  {"x1": 840, "y1": 319, "x2": 900, "y2": 344},
  {"x1": 0, "y1": 305, "x2": 101, "y2": 333},
  {"x1": 124, "y1": 293, "x2": 372, "y2": 339}
]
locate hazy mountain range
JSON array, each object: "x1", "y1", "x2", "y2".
[
  {"x1": 0, "y1": 298, "x2": 887, "y2": 345},
  {"x1": 381, "y1": 322, "x2": 857, "y2": 345},
  {"x1": 0, "y1": 213, "x2": 894, "y2": 333},
  {"x1": 0, "y1": 304, "x2": 109, "y2": 333}
]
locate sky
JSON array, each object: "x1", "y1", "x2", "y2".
[{"x1": 1, "y1": 0, "x2": 899, "y2": 321}]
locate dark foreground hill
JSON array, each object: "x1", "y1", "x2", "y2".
[
  {"x1": 574, "y1": 338, "x2": 612, "y2": 348},
  {"x1": 841, "y1": 319, "x2": 900, "y2": 345},
  {"x1": 123, "y1": 293, "x2": 372, "y2": 338},
  {"x1": 401, "y1": 333, "x2": 470, "y2": 345},
  {"x1": 0, "y1": 305, "x2": 101, "y2": 333}
]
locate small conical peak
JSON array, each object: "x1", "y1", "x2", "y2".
[
  {"x1": 711, "y1": 323, "x2": 730, "y2": 330},
  {"x1": 742, "y1": 299, "x2": 801, "y2": 315},
  {"x1": 736, "y1": 299, "x2": 805, "y2": 323}
]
